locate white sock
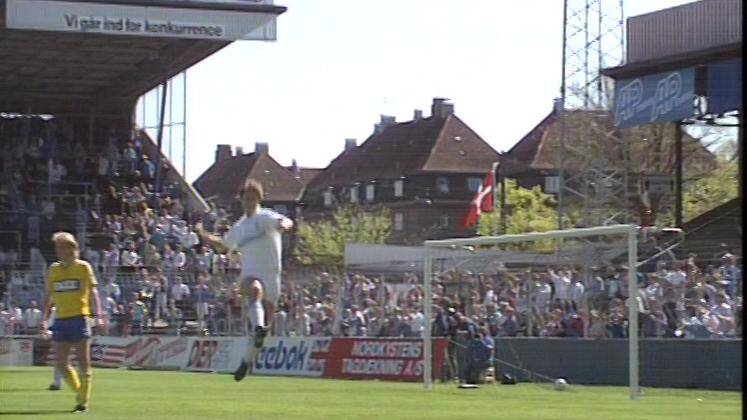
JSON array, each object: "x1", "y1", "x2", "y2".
[
  {"x1": 242, "y1": 300, "x2": 265, "y2": 365},
  {"x1": 53, "y1": 367, "x2": 62, "y2": 387},
  {"x1": 243, "y1": 345, "x2": 256, "y2": 365},
  {"x1": 247, "y1": 299, "x2": 265, "y2": 330}
]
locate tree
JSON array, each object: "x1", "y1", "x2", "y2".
[
  {"x1": 294, "y1": 205, "x2": 392, "y2": 267},
  {"x1": 477, "y1": 178, "x2": 558, "y2": 237},
  {"x1": 682, "y1": 140, "x2": 739, "y2": 222},
  {"x1": 475, "y1": 179, "x2": 584, "y2": 252}
]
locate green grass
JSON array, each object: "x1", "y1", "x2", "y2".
[{"x1": 0, "y1": 367, "x2": 741, "y2": 419}]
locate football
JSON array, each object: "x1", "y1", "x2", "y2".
[{"x1": 554, "y1": 378, "x2": 569, "y2": 391}]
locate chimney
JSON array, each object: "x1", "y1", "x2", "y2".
[
  {"x1": 290, "y1": 159, "x2": 301, "y2": 177},
  {"x1": 431, "y1": 97, "x2": 454, "y2": 118},
  {"x1": 235, "y1": 146, "x2": 244, "y2": 156},
  {"x1": 375, "y1": 115, "x2": 396, "y2": 134},
  {"x1": 215, "y1": 144, "x2": 232, "y2": 162},
  {"x1": 413, "y1": 109, "x2": 423, "y2": 121},
  {"x1": 255, "y1": 142, "x2": 269, "y2": 154},
  {"x1": 344, "y1": 138, "x2": 357, "y2": 150},
  {"x1": 553, "y1": 97, "x2": 564, "y2": 112}
]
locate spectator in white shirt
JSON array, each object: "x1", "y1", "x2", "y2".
[
  {"x1": 709, "y1": 293, "x2": 735, "y2": 337},
  {"x1": 0, "y1": 302, "x2": 14, "y2": 336},
  {"x1": 550, "y1": 267, "x2": 571, "y2": 312},
  {"x1": 48, "y1": 159, "x2": 67, "y2": 184},
  {"x1": 11, "y1": 305, "x2": 23, "y2": 335},
  {"x1": 665, "y1": 261, "x2": 687, "y2": 300},
  {"x1": 23, "y1": 300, "x2": 43, "y2": 333},
  {"x1": 483, "y1": 286, "x2": 496, "y2": 306},
  {"x1": 102, "y1": 277, "x2": 122, "y2": 303},
  {"x1": 174, "y1": 245, "x2": 187, "y2": 271},
  {"x1": 85, "y1": 247, "x2": 102, "y2": 278},
  {"x1": 120, "y1": 242, "x2": 140, "y2": 268},
  {"x1": 181, "y1": 225, "x2": 200, "y2": 250},
  {"x1": 534, "y1": 276, "x2": 552, "y2": 313},
  {"x1": 171, "y1": 277, "x2": 190, "y2": 303},
  {"x1": 569, "y1": 275, "x2": 585, "y2": 313},
  {"x1": 719, "y1": 254, "x2": 741, "y2": 298}
]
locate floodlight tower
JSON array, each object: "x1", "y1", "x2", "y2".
[{"x1": 557, "y1": 0, "x2": 632, "y2": 228}]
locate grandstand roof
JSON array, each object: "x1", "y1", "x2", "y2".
[{"x1": 0, "y1": 0, "x2": 286, "y2": 115}]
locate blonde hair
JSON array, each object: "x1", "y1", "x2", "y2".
[
  {"x1": 239, "y1": 178, "x2": 264, "y2": 200},
  {"x1": 51, "y1": 231, "x2": 79, "y2": 250}
]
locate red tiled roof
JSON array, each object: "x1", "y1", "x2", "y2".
[
  {"x1": 501, "y1": 109, "x2": 716, "y2": 176},
  {"x1": 193, "y1": 152, "x2": 304, "y2": 204},
  {"x1": 285, "y1": 167, "x2": 324, "y2": 185},
  {"x1": 306, "y1": 114, "x2": 500, "y2": 191}
]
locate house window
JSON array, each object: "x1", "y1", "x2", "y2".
[
  {"x1": 350, "y1": 185, "x2": 359, "y2": 203},
  {"x1": 394, "y1": 212, "x2": 404, "y2": 231},
  {"x1": 467, "y1": 177, "x2": 482, "y2": 193},
  {"x1": 436, "y1": 176, "x2": 450, "y2": 193},
  {"x1": 366, "y1": 184, "x2": 375, "y2": 201},
  {"x1": 394, "y1": 180, "x2": 404, "y2": 197},
  {"x1": 544, "y1": 176, "x2": 560, "y2": 194},
  {"x1": 323, "y1": 190, "x2": 332, "y2": 207}
]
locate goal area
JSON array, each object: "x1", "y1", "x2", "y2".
[{"x1": 422, "y1": 224, "x2": 641, "y2": 399}]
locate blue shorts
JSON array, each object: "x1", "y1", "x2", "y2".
[{"x1": 51, "y1": 316, "x2": 91, "y2": 342}]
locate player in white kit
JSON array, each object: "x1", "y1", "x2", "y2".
[{"x1": 196, "y1": 179, "x2": 293, "y2": 381}]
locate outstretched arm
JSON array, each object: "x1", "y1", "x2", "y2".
[
  {"x1": 195, "y1": 222, "x2": 229, "y2": 253},
  {"x1": 279, "y1": 217, "x2": 293, "y2": 231}
]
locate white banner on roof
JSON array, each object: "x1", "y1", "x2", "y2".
[{"x1": 6, "y1": 0, "x2": 278, "y2": 41}]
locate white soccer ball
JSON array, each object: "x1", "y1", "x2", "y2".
[{"x1": 554, "y1": 378, "x2": 569, "y2": 391}]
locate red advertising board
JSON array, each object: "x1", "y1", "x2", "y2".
[{"x1": 323, "y1": 338, "x2": 447, "y2": 381}]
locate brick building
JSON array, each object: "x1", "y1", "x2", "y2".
[{"x1": 300, "y1": 98, "x2": 500, "y2": 244}]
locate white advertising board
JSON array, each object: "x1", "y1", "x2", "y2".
[{"x1": 6, "y1": 0, "x2": 278, "y2": 41}]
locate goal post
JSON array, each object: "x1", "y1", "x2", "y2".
[{"x1": 422, "y1": 224, "x2": 640, "y2": 400}]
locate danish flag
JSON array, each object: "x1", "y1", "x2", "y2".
[{"x1": 459, "y1": 169, "x2": 495, "y2": 230}]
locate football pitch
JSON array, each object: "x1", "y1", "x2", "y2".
[{"x1": 0, "y1": 367, "x2": 741, "y2": 419}]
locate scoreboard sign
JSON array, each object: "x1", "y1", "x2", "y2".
[{"x1": 5, "y1": 0, "x2": 279, "y2": 41}]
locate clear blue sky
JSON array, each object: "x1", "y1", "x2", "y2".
[{"x1": 179, "y1": 0, "x2": 695, "y2": 183}]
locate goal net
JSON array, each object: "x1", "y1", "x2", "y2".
[{"x1": 422, "y1": 224, "x2": 641, "y2": 399}]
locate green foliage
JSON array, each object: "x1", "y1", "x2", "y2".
[
  {"x1": 683, "y1": 141, "x2": 739, "y2": 222},
  {"x1": 476, "y1": 179, "x2": 574, "y2": 251},
  {"x1": 294, "y1": 205, "x2": 391, "y2": 267}
]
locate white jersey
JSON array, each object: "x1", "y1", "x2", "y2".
[{"x1": 223, "y1": 207, "x2": 285, "y2": 303}]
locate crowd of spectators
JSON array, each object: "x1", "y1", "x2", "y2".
[
  {"x1": 1, "y1": 237, "x2": 742, "y2": 340},
  {"x1": 0, "y1": 117, "x2": 742, "y2": 346},
  {"x1": 0, "y1": 115, "x2": 182, "y2": 252}
]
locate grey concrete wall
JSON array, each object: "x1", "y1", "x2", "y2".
[{"x1": 491, "y1": 338, "x2": 742, "y2": 391}]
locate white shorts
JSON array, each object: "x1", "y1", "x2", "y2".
[{"x1": 240, "y1": 272, "x2": 281, "y2": 306}]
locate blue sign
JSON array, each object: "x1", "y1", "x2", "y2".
[
  {"x1": 613, "y1": 67, "x2": 695, "y2": 128},
  {"x1": 708, "y1": 58, "x2": 742, "y2": 114}
]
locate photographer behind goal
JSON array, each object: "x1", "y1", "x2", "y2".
[{"x1": 462, "y1": 324, "x2": 495, "y2": 385}]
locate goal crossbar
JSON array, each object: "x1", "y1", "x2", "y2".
[
  {"x1": 423, "y1": 224, "x2": 637, "y2": 247},
  {"x1": 422, "y1": 224, "x2": 640, "y2": 400}
]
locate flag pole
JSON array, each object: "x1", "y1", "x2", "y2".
[{"x1": 491, "y1": 161, "x2": 499, "y2": 213}]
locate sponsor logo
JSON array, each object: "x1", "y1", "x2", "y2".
[
  {"x1": 54, "y1": 279, "x2": 81, "y2": 292},
  {"x1": 350, "y1": 341, "x2": 421, "y2": 358},
  {"x1": 255, "y1": 339, "x2": 310, "y2": 371},
  {"x1": 187, "y1": 340, "x2": 232, "y2": 370}
]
